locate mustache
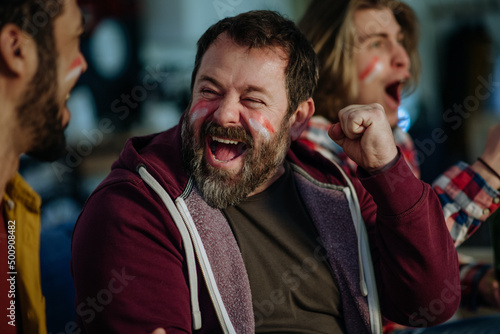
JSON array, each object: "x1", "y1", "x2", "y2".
[{"x1": 203, "y1": 122, "x2": 254, "y2": 147}]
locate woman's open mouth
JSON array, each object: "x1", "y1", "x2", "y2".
[{"x1": 385, "y1": 81, "x2": 401, "y2": 105}]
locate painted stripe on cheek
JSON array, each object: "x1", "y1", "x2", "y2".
[
  {"x1": 70, "y1": 57, "x2": 84, "y2": 69},
  {"x1": 261, "y1": 118, "x2": 275, "y2": 134},
  {"x1": 190, "y1": 107, "x2": 209, "y2": 124},
  {"x1": 65, "y1": 58, "x2": 84, "y2": 83},
  {"x1": 249, "y1": 118, "x2": 270, "y2": 140},
  {"x1": 364, "y1": 62, "x2": 383, "y2": 83},
  {"x1": 252, "y1": 112, "x2": 275, "y2": 134},
  {"x1": 359, "y1": 57, "x2": 383, "y2": 83},
  {"x1": 65, "y1": 67, "x2": 83, "y2": 82}
]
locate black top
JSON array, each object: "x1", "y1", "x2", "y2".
[{"x1": 224, "y1": 162, "x2": 345, "y2": 333}]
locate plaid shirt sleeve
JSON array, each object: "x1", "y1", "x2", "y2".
[
  {"x1": 432, "y1": 163, "x2": 500, "y2": 246},
  {"x1": 394, "y1": 127, "x2": 500, "y2": 246},
  {"x1": 299, "y1": 116, "x2": 358, "y2": 172}
]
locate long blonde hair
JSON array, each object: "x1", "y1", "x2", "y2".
[{"x1": 299, "y1": 0, "x2": 420, "y2": 122}]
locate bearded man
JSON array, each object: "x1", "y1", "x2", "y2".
[
  {"x1": 72, "y1": 10, "x2": 459, "y2": 334},
  {"x1": 0, "y1": 0, "x2": 87, "y2": 333}
]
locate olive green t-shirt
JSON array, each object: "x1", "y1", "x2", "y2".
[{"x1": 223, "y1": 162, "x2": 345, "y2": 333}]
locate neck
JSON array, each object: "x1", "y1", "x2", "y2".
[
  {"x1": 247, "y1": 163, "x2": 286, "y2": 197},
  {"x1": 0, "y1": 113, "x2": 24, "y2": 199},
  {"x1": 0, "y1": 149, "x2": 20, "y2": 200},
  {"x1": 0, "y1": 79, "x2": 32, "y2": 198}
]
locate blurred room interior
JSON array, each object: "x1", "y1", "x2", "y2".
[{"x1": 19, "y1": 0, "x2": 500, "y2": 331}]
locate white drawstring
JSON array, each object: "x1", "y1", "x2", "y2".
[
  {"x1": 330, "y1": 161, "x2": 382, "y2": 334},
  {"x1": 138, "y1": 165, "x2": 202, "y2": 330}
]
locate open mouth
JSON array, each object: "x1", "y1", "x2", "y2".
[
  {"x1": 209, "y1": 136, "x2": 248, "y2": 163},
  {"x1": 385, "y1": 81, "x2": 401, "y2": 104}
]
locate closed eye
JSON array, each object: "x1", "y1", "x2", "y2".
[
  {"x1": 242, "y1": 98, "x2": 266, "y2": 109},
  {"x1": 244, "y1": 98, "x2": 262, "y2": 103},
  {"x1": 201, "y1": 88, "x2": 220, "y2": 97}
]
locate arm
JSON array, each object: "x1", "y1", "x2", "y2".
[
  {"x1": 432, "y1": 123, "x2": 500, "y2": 246},
  {"x1": 329, "y1": 104, "x2": 460, "y2": 326},
  {"x1": 356, "y1": 155, "x2": 460, "y2": 326},
  {"x1": 71, "y1": 179, "x2": 193, "y2": 333}
]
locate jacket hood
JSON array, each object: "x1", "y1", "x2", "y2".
[
  {"x1": 111, "y1": 123, "x2": 189, "y2": 200},
  {"x1": 288, "y1": 140, "x2": 350, "y2": 188}
]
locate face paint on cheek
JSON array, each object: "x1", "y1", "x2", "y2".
[
  {"x1": 190, "y1": 107, "x2": 209, "y2": 125},
  {"x1": 249, "y1": 113, "x2": 274, "y2": 141},
  {"x1": 189, "y1": 100, "x2": 216, "y2": 127},
  {"x1": 359, "y1": 57, "x2": 383, "y2": 84},
  {"x1": 65, "y1": 57, "x2": 84, "y2": 83}
]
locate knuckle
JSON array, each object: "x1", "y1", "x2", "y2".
[
  {"x1": 338, "y1": 107, "x2": 349, "y2": 118},
  {"x1": 371, "y1": 103, "x2": 384, "y2": 112}
]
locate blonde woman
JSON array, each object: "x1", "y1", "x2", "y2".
[{"x1": 299, "y1": 0, "x2": 500, "y2": 331}]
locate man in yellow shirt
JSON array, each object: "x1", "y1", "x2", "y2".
[{"x1": 0, "y1": 0, "x2": 87, "y2": 332}]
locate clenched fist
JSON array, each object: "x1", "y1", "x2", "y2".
[{"x1": 328, "y1": 103, "x2": 398, "y2": 174}]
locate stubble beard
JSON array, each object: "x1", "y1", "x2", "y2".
[
  {"x1": 181, "y1": 114, "x2": 291, "y2": 209},
  {"x1": 17, "y1": 40, "x2": 65, "y2": 162}
]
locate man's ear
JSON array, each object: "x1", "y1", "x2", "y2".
[
  {"x1": 289, "y1": 97, "x2": 314, "y2": 141},
  {"x1": 0, "y1": 24, "x2": 37, "y2": 76}
]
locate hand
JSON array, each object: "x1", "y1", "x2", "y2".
[
  {"x1": 478, "y1": 268, "x2": 500, "y2": 310},
  {"x1": 328, "y1": 103, "x2": 398, "y2": 174},
  {"x1": 150, "y1": 329, "x2": 166, "y2": 334}
]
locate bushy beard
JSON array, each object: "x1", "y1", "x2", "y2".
[
  {"x1": 17, "y1": 41, "x2": 65, "y2": 162},
  {"x1": 181, "y1": 115, "x2": 291, "y2": 209}
]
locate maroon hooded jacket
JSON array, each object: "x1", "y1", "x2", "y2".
[{"x1": 71, "y1": 122, "x2": 460, "y2": 333}]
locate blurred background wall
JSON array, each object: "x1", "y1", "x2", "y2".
[{"x1": 19, "y1": 0, "x2": 500, "y2": 332}]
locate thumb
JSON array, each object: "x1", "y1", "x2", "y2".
[
  {"x1": 328, "y1": 123, "x2": 345, "y2": 146},
  {"x1": 150, "y1": 329, "x2": 167, "y2": 334}
]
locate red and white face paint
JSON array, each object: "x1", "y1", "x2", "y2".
[
  {"x1": 189, "y1": 99, "x2": 276, "y2": 143},
  {"x1": 359, "y1": 57, "x2": 384, "y2": 84},
  {"x1": 65, "y1": 56, "x2": 85, "y2": 83},
  {"x1": 189, "y1": 103, "x2": 210, "y2": 126},
  {"x1": 188, "y1": 100, "x2": 216, "y2": 141},
  {"x1": 249, "y1": 112, "x2": 275, "y2": 141}
]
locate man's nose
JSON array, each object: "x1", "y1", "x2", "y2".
[{"x1": 212, "y1": 95, "x2": 242, "y2": 127}]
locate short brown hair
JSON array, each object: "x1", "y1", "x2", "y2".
[
  {"x1": 0, "y1": 0, "x2": 64, "y2": 64},
  {"x1": 299, "y1": 0, "x2": 420, "y2": 122},
  {"x1": 190, "y1": 10, "x2": 319, "y2": 116}
]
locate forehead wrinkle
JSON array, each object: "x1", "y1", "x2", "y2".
[{"x1": 198, "y1": 75, "x2": 222, "y2": 88}]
